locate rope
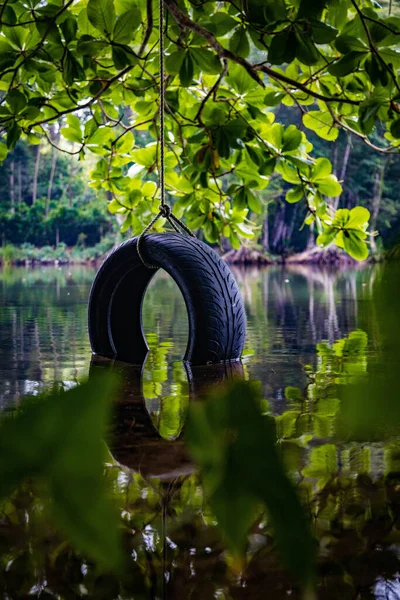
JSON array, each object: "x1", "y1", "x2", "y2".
[{"x1": 137, "y1": 0, "x2": 194, "y2": 270}]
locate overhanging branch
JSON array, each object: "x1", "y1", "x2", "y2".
[{"x1": 164, "y1": 0, "x2": 361, "y2": 107}]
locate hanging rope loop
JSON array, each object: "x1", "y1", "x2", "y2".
[{"x1": 136, "y1": 0, "x2": 194, "y2": 269}]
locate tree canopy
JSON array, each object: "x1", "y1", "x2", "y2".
[{"x1": 1, "y1": 0, "x2": 400, "y2": 259}]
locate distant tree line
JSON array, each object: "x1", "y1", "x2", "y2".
[
  {"x1": 1, "y1": 128, "x2": 400, "y2": 254},
  {"x1": 0, "y1": 140, "x2": 114, "y2": 247}
]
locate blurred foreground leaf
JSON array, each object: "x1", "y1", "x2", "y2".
[
  {"x1": 339, "y1": 264, "x2": 400, "y2": 439},
  {"x1": 0, "y1": 375, "x2": 121, "y2": 570},
  {"x1": 186, "y1": 381, "x2": 316, "y2": 587}
]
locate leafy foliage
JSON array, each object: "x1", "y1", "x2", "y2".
[
  {"x1": 187, "y1": 380, "x2": 316, "y2": 587},
  {"x1": 2, "y1": 0, "x2": 399, "y2": 258},
  {"x1": 339, "y1": 264, "x2": 400, "y2": 438},
  {"x1": 0, "y1": 374, "x2": 122, "y2": 569}
]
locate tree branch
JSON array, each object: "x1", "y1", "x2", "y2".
[
  {"x1": 164, "y1": 0, "x2": 361, "y2": 106},
  {"x1": 30, "y1": 65, "x2": 134, "y2": 128}
]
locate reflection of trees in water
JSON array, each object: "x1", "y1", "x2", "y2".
[
  {"x1": 231, "y1": 266, "x2": 375, "y2": 414},
  {"x1": 235, "y1": 264, "x2": 374, "y2": 352},
  {"x1": 0, "y1": 267, "x2": 100, "y2": 405},
  {"x1": 0, "y1": 324, "x2": 400, "y2": 599}
]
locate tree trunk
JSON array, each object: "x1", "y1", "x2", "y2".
[
  {"x1": 332, "y1": 137, "x2": 351, "y2": 211},
  {"x1": 286, "y1": 203, "x2": 298, "y2": 242},
  {"x1": 56, "y1": 227, "x2": 59, "y2": 247},
  {"x1": 67, "y1": 160, "x2": 76, "y2": 207},
  {"x1": 9, "y1": 160, "x2": 15, "y2": 215},
  {"x1": 32, "y1": 145, "x2": 41, "y2": 205},
  {"x1": 262, "y1": 205, "x2": 270, "y2": 253},
  {"x1": 369, "y1": 160, "x2": 387, "y2": 253},
  {"x1": 46, "y1": 150, "x2": 57, "y2": 216},
  {"x1": 332, "y1": 142, "x2": 338, "y2": 178},
  {"x1": 307, "y1": 221, "x2": 315, "y2": 249},
  {"x1": 17, "y1": 160, "x2": 22, "y2": 206},
  {"x1": 272, "y1": 203, "x2": 286, "y2": 251}
]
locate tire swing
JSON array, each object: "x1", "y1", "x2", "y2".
[{"x1": 88, "y1": 1, "x2": 246, "y2": 366}]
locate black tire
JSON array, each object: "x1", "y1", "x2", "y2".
[{"x1": 88, "y1": 233, "x2": 246, "y2": 365}]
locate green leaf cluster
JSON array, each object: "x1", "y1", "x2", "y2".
[
  {"x1": 0, "y1": 374, "x2": 121, "y2": 569},
  {"x1": 187, "y1": 380, "x2": 316, "y2": 587},
  {"x1": 1, "y1": 0, "x2": 399, "y2": 258}
]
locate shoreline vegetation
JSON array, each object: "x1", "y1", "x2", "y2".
[{"x1": 0, "y1": 240, "x2": 386, "y2": 268}]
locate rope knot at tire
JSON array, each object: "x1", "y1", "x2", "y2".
[{"x1": 159, "y1": 204, "x2": 171, "y2": 218}]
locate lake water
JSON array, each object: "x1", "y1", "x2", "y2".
[{"x1": 0, "y1": 263, "x2": 397, "y2": 599}]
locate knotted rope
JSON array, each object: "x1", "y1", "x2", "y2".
[{"x1": 137, "y1": 0, "x2": 194, "y2": 269}]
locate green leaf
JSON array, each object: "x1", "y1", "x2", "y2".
[
  {"x1": 108, "y1": 198, "x2": 125, "y2": 213},
  {"x1": 295, "y1": 32, "x2": 320, "y2": 66},
  {"x1": 61, "y1": 127, "x2": 82, "y2": 143},
  {"x1": 179, "y1": 51, "x2": 194, "y2": 86},
  {"x1": 247, "y1": 190, "x2": 263, "y2": 213},
  {"x1": 346, "y1": 206, "x2": 370, "y2": 228},
  {"x1": 113, "y1": 8, "x2": 141, "y2": 43},
  {"x1": 204, "y1": 219, "x2": 220, "y2": 243},
  {"x1": 302, "y1": 111, "x2": 338, "y2": 141},
  {"x1": 165, "y1": 50, "x2": 185, "y2": 74},
  {"x1": 342, "y1": 230, "x2": 369, "y2": 261},
  {"x1": 142, "y1": 181, "x2": 157, "y2": 197},
  {"x1": 298, "y1": 0, "x2": 326, "y2": 19},
  {"x1": 282, "y1": 125, "x2": 302, "y2": 153},
  {"x1": 226, "y1": 63, "x2": 258, "y2": 94},
  {"x1": 60, "y1": 17, "x2": 78, "y2": 44},
  {"x1": 7, "y1": 90, "x2": 26, "y2": 114},
  {"x1": 0, "y1": 375, "x2": 121, "y2": 569},
  {"x1": 87, "y1": 0, "x2": 116, "y2": 36},
  {"x1": 112, "y1": 46, "x2": 133, "y2": 69},
  {"x1": 87, "y1": 126, "x2": 113, "y2": 146},
  {"x1": 286, "y1": 186, "x2": 304, "y2": 203},
  {"x1": 335, "y1": 35, "x2": 368, "y2": 54},
  {"x1": 316, "y1": 227, "x2": 337, "y2": 247},
  {"x1": 186, "y1": 381, "x2": 316, "y2": 585},
  {"x1": 127, "y1": 188, "x2": 142, "y2": 207},
  {"x1": 264, "y1": 90, "x2": 286, "y2": 106},
  {"x1": 390, "y1": 118, "x2": 400, "y2": 139},
  {"x1": 359, "y1": 96, "x2": 383, "y2": 135},
  {"x1": 0, "y1": 39, "x2": 17, "y2": 69},
  {"x1": 204, "y1": 13, "x2": 238, "y2": 36},
  {"x1": 76, "y1": 35, "x2": 108, "y2": 56},
  {"x1": 1, "y1": 5, "x2": 16, "y2": 25},
  {"x1": 0, "y1": 142, "x2": 8, "y2": 163},
  {"x1": 312, "y1": 157, "x2": 332, "y2": 180},
  {"x1": 6, "y1": 122, "x2": 21, "y2": 149},
  {"x1": 268, "y1": 30, "x2": 296, "y2": 65},
  {"x1": 115, "y1": 129, "x2": 134, "y2": 153},
  {"x1": 235, "y1": 222, "x2": 255, "y2": 238},
  {"x1": 191, "y1": 48, "x2": 222, "y2": 74},
  {"x1": 62, "y1": 50, "x2": 83, "y2": 85},
  {"x1": 328, "y1": 51, "x2": 366, "y2": 77},
  {"x1": 229, "y1": 26, "x2": 250, "y2": 58},
  {"x1": 285, "y1": 386, "x2": 304, "y2": 402},
  {"x1": 36, "y1": 20, "x2": 62, "y2": 45},
  {"x1": 310, "y1": 20, "x2": 338, "y2": 43},
  {"x1": 316, "y1": 174, "x2": 342, "y2": 196},
  {"x1": 120, "y1": 212, "x2": 133, "y2": 232},
  {"x1": 131, "y1": 143, "x2": 156, "y2": 167}
]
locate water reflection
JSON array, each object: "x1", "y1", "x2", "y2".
[
  {"x1": 1, "y1": 262, "x2": 397, "y2": 599},
  {"x1": 91, "y1": 354, "x2": 244, "y2": 479},
  {"x1": 0, "y1": 264, "x2": 377, "y2": 410}
]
